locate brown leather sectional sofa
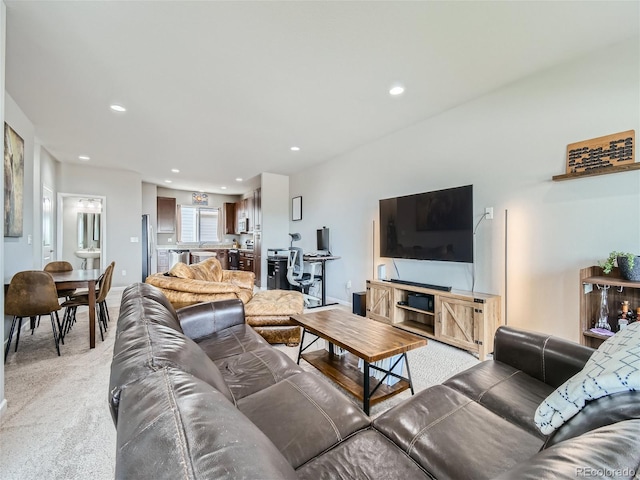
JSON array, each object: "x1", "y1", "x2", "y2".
[{"x1": 109, "y1": 283, "x2": 640, "y2": 479}]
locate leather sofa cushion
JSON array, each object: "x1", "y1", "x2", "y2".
[
  {"x1": 296, "y1": 429, "x2": 429, "y2": 479},
  {"x1": 444, "y1": 361, "x2": 554, "y2": 438},
  {"x1": 494, "y1": 326, "x2": 594, "y2": 389},
  {"x1": 494, "y1": 419, "x2": 640, "y2": 480},
  {"x1": 373, "y1": 385, "x2": 543, "y2": 480},
  {"x1": 177, "y1": 299, "x2": 246, "y2": 341},
  {"x1": 109, "y1": 321, "x2": 234, "y2": 424},
  {"x1": 237, "y1": 372, "x2": 370, "y2": 468},
  {"x1": 214, "y1": 347, "x2": 302, "y2": 400},
  {"x1": 115, "y1": 368, "x2": 297, "y2": 480},
  {"x1": 117, "y1": 282, "x2": 182, "y2": 333},
  {"x1": 196, "y1": 323, "x2": 270, "y2": 361}
]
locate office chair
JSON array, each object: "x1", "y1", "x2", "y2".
[{"x1": 286, "y1": 247, "x2": 320, "y2": 307}]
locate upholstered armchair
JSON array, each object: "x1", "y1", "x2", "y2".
[{"x1": 145, "y1": 257, "x2": 255, "y2": 309}]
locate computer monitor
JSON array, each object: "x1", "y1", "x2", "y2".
[{"x1": 317, "y1": 227, "x2": 330, "y2": 253}]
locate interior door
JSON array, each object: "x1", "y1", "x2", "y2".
[{"x1": 42, "y1": 185, "x2": 54, "y2": 267}]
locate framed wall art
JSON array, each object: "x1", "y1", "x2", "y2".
[{"x1": 4, "y1": 123, "x2": 24, "y2": 237}]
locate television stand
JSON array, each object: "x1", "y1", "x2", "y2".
[
  {"x1": 366, "y1": 279, "x2": 502, "y2": 360},
  {"x1": 387, "y1": 278, "x2": 452, "y2": 292}
]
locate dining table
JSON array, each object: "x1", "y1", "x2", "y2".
[{"x1": 48, "y1": 268, "x2": 103, "y2": 349}]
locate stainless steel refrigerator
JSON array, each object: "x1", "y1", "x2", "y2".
[{"x1": 142, "y1": 214, "x2": 154, "y2": 281}]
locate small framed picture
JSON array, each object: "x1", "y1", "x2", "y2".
[{"x1": 292, "y1": 196, "x2": 302, "y2": 221}]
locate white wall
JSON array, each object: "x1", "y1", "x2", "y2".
[
  {"x1": 57, "y1": 163, "x2": 142, "y2": 287},
  {"x1": 261, "y1": 173, "x2": 290, "y2": 286},
  {"x1": 3, "y1": 94, "x2": 37, "y2": 281},
  {"x1": 289, "y1": 38, "x2": 640, "y2": 342}
]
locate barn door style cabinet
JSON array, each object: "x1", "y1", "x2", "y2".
[{"x1": 366, "y1": 280, "x2": 501, "y2": 360}]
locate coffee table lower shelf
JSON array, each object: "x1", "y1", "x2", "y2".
[{"x1": 301, "y1": 350, "x2": 410, "y2": 407}]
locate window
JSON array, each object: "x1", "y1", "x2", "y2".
[{"x1": 177, "y1": 206, "x2": 220, "y2": 243}]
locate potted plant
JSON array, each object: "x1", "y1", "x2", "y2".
[{"x1": 599, "y1": 251, "x2": 640, "y2": 282}]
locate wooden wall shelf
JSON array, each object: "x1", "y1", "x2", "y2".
[{"x1": 552, "y1": 162, "x2": 640, "y2": 181}]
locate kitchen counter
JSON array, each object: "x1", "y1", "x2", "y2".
[{"x1": 156, "y1": 245, "x2": 255, "y2": 252}]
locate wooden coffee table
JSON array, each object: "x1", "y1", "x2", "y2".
[{"x1": 290, "y1": 309, "x2": 427, "y2": 414}]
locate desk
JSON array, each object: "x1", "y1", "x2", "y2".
[
  {"x1": 303, "y1": 255, "x2": 340, "y2": 307},
  {"x1": 48, "y1": 269, "x2": 102, "y2": 349}
]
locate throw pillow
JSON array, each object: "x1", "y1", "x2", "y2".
[
  {"x1": 190, "y1": 258, "x2": 223, "y2": 282},
  {"x1": 534, "y1": 322, "x2": 640, "y2": 435},
  {"x1": 168, "y1": 262, "x2": 195, "y2": 279}
]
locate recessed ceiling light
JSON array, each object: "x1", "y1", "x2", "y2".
[
  {"x1": 235, "y1": 177, "x2": 243, "y2": 182},
  {"x1": 110, "y1": 104, "x2": 127, "y2": 112},
  {"x1": 78, "y1": 155, "x2": 90, "y2": 161},
  {"x1": 164, "y1": 180, "x2": 172, "y2": 184},
  {"x1": 290, "y1": 146, "x2": 300, "y2": 152},
  {"x1": 171, "y1": 168, "x2": 180, "y2": 173},
  {"x1": 221, "y1": 186, "x2": 227, "y2": 190},
  {"x1": 389, "y1": 84, "x2": 405, "y2": 96}
]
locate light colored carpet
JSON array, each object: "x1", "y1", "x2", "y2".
[
  {"x1": 274, "y1": 322, "x2": 480, "y2": 417},
  {"x1": 1, "y1": 293, "x2": 480, "y2": 479},
  {"x1": 1, "y1": 292, "x2": 120, "y2": 480}
]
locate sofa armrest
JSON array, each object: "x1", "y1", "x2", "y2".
[
  {"x1": 494, "y1": 326, "x2": 595, "y2": 388},
  {"x1": 176, "y1": 299, "x2": 245, "y2": 341}
]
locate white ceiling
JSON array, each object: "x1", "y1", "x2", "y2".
[{"x1": 5, "y1": 1, "x2": 639, "y2": 194}]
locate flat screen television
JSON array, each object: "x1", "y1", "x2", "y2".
[{"x1": 379, "y1": 185, "x2": 473, "y2": 263}]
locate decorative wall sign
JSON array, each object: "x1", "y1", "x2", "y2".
[
  {"x1": 4, "y1": 123, "x2": 24, "y2": 237},
  {"x1": 192, "y1": 192, "x2": 209, "y2": 205},
  {"x1": 565, "y1": 130, "x2": 635, "y2": 174},
  {"x1": 292, "y1": 196, "x2": 302, "y2": 221}
]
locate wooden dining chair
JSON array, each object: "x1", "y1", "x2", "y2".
[
  {"x1": 44, "y1": 261, "x2": 77, "y2": 300},
  {"x1": 4, "y1": 271, "x2": 64, "y2": 362},
  {"x1": 61, "y1": 262, "x2": 115, "y2": 341}
]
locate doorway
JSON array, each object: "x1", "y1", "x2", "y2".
[{"x1": 56, "y1": 193, "x2": 107, "y2": 271}]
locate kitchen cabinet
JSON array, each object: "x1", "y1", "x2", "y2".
[
  {"x1": 224, "y1": 203, "x2": 236, "y2": 235},
  {"x1": 253, "y1": 232, "x2": 261, "y2": 287},
  {"x1": 239, "y1": 251, "x2": 254, "y2": 273},
  {"x1": 157, "y1": 197, "x2": 176, "y2": 233},
  {"x1": 216, "y1": 249, "x2": 229, "y2": 270},
  {"x1": 253, "y1": 188, "x2": 262, "y2": 231},
  {"x1": 366, "y1": 280, "x2": 501, "y2": 360}
]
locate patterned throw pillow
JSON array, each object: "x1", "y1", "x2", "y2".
[
  {"x1": 168, "y1": 262, "x2": 195, "y2": 279},
  {"x1": 534, "y1": 322, "x2": 640, "y2": 435}
]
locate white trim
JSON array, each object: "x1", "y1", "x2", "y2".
[{"x1": 0, "y1": 398, "x2": 7, "y2": 422}]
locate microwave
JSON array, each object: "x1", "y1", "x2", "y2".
[{"x1": 238, "y1": 218, "x2": 248, "y2": 233}]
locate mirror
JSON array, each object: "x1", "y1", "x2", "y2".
[{"x1": 77, "y1": 212, "x2": 101, "y2": 249}]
